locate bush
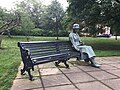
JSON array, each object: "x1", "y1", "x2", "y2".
[
  {"x1": 10, "y1": 28, "x2": 45, "y2": 36},
  {"x1": 10, "y1": 28, "x2": 69, "y2": 37},
  {"x1": 30, "y1": 28, "x2": 44, "y2": 36}
]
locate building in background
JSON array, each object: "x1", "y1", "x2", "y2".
[{"x1": 99, "y1": 26, "x2": 111, "y2": 35}]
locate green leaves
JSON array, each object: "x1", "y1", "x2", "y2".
[{"x1": 67, "y1": 0, "x2": 120, "y2": 36}]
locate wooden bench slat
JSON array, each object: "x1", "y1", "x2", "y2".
[
  {"x1": 21, "y1": 44, "x2": 56, "y2": 48},
  {"x1": 30, "y1": 52, "x2": 58, "y2": 57},
  {"x1": 30, "y1": 48, "x2": 57, "y2": 53},
  {"x1": 32, "y1": 53, "x2": 67, "y2": 60}
]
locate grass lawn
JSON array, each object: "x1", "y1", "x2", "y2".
[{"x1": 0, "y1": 36, "x2": 120, "y2": 90}]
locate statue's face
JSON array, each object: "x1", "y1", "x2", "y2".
[{"x1": 73, "y1": 29, "x2": 79, "y2": 33}]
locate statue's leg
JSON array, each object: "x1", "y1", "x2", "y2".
[
  {"x1": 82, "y1": 53, "x2": 90, "y2": 64},
  {"x1": 90, "y1": 57, "x2": 100, "y2": 68}
]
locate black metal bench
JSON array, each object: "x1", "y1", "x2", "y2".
[{"x1": 18, "y1": 41, "x2": 81, "y2": 80}]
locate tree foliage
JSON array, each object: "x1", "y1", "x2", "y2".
[
  {"x1": 0, "y1": 7, "x2": 20, "y2": 48},
  {"x1": 12, "y1": 0, "x2": 66, "y2": 37},
  {"x1": 0, "y1": 0, "x2": 67, "y2": 48},
  {"x1": 67, "y1": 0, "x2": 120, "y2": 37},
  {"x1": 45, "y1": 0, "x2": 64, "y2": 38}
]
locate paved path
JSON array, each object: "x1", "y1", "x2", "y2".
[{"x1": 11, "y1": 57, "x2": 120, "y2": 90}]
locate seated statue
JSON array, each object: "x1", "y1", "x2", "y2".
[{"x1": 69, "y1": 23, "x2": 100, "y2": 68}]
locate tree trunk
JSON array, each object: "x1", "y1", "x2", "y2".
[
  {"x1": 56, "y1": 19, "x2": 59, "y2": 40},
  {"x1": 115, "y1": 35, "x2": 117, "y2": 40},
  {"x1": 25, "y1": 35, "x2": 30, "y2": 42},
  {"x1": 26, "y1": 36, "x2": 30, "y2": 42},
  {"x1": 7, "y1": 30, "x2": 12, "y2": 38},
  {"x1": 0, "y1": 32, "x2": 4, "y2": 49},
  {"x1": 0, "y1": 37, "x2": 2, "y2": 49}
]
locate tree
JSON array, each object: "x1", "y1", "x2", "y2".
[
  {"x1": 15, "y1": 0, "x2": 45, "y2": 28},
  {"x1": 45, "y1": 0, "x2": 64, "y2": 39},
  {"x1": 14, "y1": 0, "x2": 36, "y2": 41},
  {"x1": 100, "y1": 0, "x2": 120, "y2": 40},
  {"x1": 0, "y1": 7, "x2": 20, "y2": 48},
  {"x1": 67, "y1": 0, "x2": 89, "y2": 20},
  {"x1": 67, "y1": 0, "x2": 120, "y2": 38},
  {"x1": 67, "y1": 0, "x2": 102, "y2": 36}
]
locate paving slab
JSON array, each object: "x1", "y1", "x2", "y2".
[
  {"x1": 45, "y1": 85, "x2": 78, "y2": 90},
  {"x1": 42, "y1": 74, "x2": 71, "y2": 87},
  {"x1": 77, "y1": 66, "x2": 101, "y2": 72},
  {"x1": 95, "y1": 57, "x2": 105, "y2": 64},
  {"x1": 101, "y1": 78, "x2": 120, "y2": 90},
  {"x1": 66, "y1": 72, "x2": 96, "y2": 83},
  {"x1": 38, "y1": 62, "x2": 56, "y2": 69},
  {"x1": 114, "y1": 57, "x2": 120, "y2": 60},
  {"x1": 76, "y1": 81, "x2": 112, "y2": 90},
  {"x1": 69, "y1": 60, "x2": 89, "y2": 66},
  {"x1": 100, "y1": 64, "x2": 118, "y2": 70},
  {"x1": 109, "y1": 63, "x2": 120, "y2": 69},
  {"x1": 98, "y1": 59, "x2": 115, "y2": 64},
  {"x1": 32, "y1": 88, "x2": 43, "y2": 90},
  {"x1": 107, "y1": 69, "x2": 120, "y2": 77},
  {"x1": 11, "y1": 78, "x2": 42, "y2": 90},
  {"x1": 40, "y1": 68, "x2": 62, "y2": 76},
  {"x1": 87, "y1": 71, "x2": 117, "y2": 80},
  {"x1": 60, "y1": 66, "x2": 83, "y2": 74},
  {"x1": 59, "y1": 60, "x2": 74, "y2": 67},
  {"x1": 100, "y1": 57, "x2": 120, "y2": 64}
]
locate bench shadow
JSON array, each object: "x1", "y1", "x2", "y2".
[{"x1": 69, "y1": 60, "x2": 90, "y2": 66}]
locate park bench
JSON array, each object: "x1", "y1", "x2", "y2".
[{"x1": 18, "y1": 41, "x2": 81, "y2": 80}]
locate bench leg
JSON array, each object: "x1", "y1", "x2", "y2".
[
  {"x1": 55, "y1": 60, "x2": 61, "y2": 67},
  {"x1": 27, "y1": 68, "x2": 34, "y2": 81},
  {"x1": 64, "y1": 60, "x2": 69, "y2": 68},
  {"x1": 21, "y1": 69, "x2": 25, "y2": 75},
  {"x1": 55, "y1": 60, "x2": 69, "y2": 68},
  {"x1": 21, "y1": 64, "x2": 26, "y2": 75}
]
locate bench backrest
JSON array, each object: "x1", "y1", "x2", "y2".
[{"x1": 18, "y1": 41, "x2": 79, "y2": 57}]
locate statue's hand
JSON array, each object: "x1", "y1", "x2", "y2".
[{"x1": 80, "y1": 42, "x2": 85, "y2": 45}]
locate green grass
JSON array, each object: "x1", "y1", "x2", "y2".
[
  {"x1": 82, "y1": 37, "x2": 120, "y2": 56},
  {"x1": 0, "y1": 36, "x2": 120, "y2": 90}
]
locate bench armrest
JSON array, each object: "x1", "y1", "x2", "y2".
[
  {"x1": 21, "y1": 48, "x2": 34, "y2": 70},
  {"x1": 25, "y1": 49, "x2": 31, "y2": 56}
]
